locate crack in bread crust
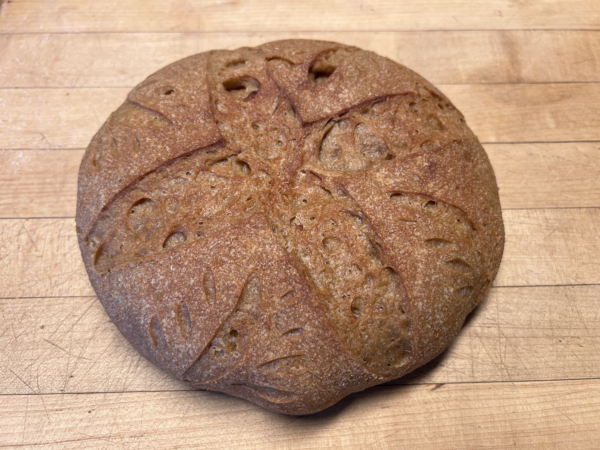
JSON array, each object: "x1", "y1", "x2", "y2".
[{"x1": 77, "y1": 40, "x2": 504, "y2": 415}]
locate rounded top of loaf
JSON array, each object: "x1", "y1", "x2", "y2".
[{"x1": 76, "y1": 39, "x2": 504, "y2": 415}]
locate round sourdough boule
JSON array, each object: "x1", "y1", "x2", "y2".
[{"x1": 76, "y1": 39, "x2": 504, "y2": 415}]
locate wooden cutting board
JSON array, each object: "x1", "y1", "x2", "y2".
[{"x1": 1, "y1": 1, "x2": 599, "y2": 448}]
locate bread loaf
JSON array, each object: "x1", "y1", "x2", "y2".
[{"x1": 76, "y1": 40, "x2": 504, "y2": 415}]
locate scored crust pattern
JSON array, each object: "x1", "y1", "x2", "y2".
[{"x1": 76, "y1": 40, "x2": 504, "y2": 415}]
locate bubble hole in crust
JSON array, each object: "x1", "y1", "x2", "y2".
[{"x1": 77, "y1": 40, "x2": 504, "y2": 414}]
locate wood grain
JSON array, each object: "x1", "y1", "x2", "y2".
[
  {"x1": 0, "y1": 218, "x2": 89, "y2": 298},
  {"x1": 0, "y1": 380, "x2": 599, "y2": 449},
  {"x1": 488, "y1": 142, "x2": 600, "y2": 209},
  {"x1": 1, "y1": 0, "x2": 599, "y2": 33},
  {"x1": 2, "y1": 31, "x2": 600, "y2": 88},
  {"x1": 2, "y1": 143, "x2": 600, "y2": 219},
  {"x1": 498, "y1": 208, "x2": 600, "y2": 286},
  {"x1": 1, "y1": 209, "x2": 599, "y2": 298},
  {"x1": 0, "y1": 149, "x2": 80, "y2": 218},
  {"x1": 450, "y1": 83, "x2": 600, "y2": 143},
  {"x1": 3, "y1": 84, "x2": 600, "y2": 151},
  {"x1": 0, "y1": 88, "x2": 128, "y2": 150},
  {"x1": 1, "y1": 286, "x2": 598, "y2": 396}
]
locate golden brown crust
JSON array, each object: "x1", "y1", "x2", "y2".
[{"x1": 76, "y1": 39, "x2": 504, "y2": 415}]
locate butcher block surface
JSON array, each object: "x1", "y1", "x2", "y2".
[{"x1": 1, "y1": 1, "x2": 599, "y2": 448}]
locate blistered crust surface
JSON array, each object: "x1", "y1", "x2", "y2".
[{"x1": 76, "y1": 40, "x2": 504, "y2": 415}]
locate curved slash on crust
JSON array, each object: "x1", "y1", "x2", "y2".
[
  {"x1": 126, "y1": 100, "x2": 175, "y2": 126},
  {"x1": 257, "y1": 355, "x2": 310, "y2": 377},
  {"x1": 149, "y1": 316, "x2": 170, "y2": 358},
  {"x1": 84, "y1": 139, "x2": 273, "y2": 275},
  {"x1": 231, "y1": 382, "x2": 299, "y2": 405},
  {"x1": 182, "y1": 271, "x2": 262, "y2": 384},
  {"x1": 176, "y1": 302, "x2": 193, "y2": 341},
  {"x1": 337, "y1": 169, "x2": 482, "y2": 363}
]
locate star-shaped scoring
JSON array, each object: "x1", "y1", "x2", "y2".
[{"x1": 78, "y1": 42, "x2": 502, "y2": 412}]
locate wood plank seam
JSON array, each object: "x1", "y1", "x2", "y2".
[
  {"x1": 3, "y1": 28, "x2": 600, "y2": 35},
  {"x1": 1, "y1": 377, "x2": 600, "y2": 397},
  {"x1": 2, "y1": 378, "x2": 600, "y2": 399},
  {"x1": 481, "y1": 140, "x2": 600, "y2": 144},
  {"x1": 3, "y1": 141, "x2": 600, "y2": 152},
  {"x1": 492, "y1": 283, "x2": 600, "y2": 288},
  {"x1": 4, "y1": 81, "x2": 600, "y2": 89},
  {"x1": 3, "y1": 206, "x2": 599, "y2": 222},
  {"x1": 5, "y1": 141, "x2": 600, "y2": 153},
  {"x1": 2, "y1": 283, "x2": 600, "y2": 297},
  {"x1": 2, "y1": 283, "x2": 600, "y2": 302},
  {"x1": 502, "y1": 207, "x2": 600, "y2": 211},
  {"x1": 0, "y1": 295, "x2": 97, "y2": 300},
  {"x1": 2, "y1": 82, "x2": 600, "y2": 90}
]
